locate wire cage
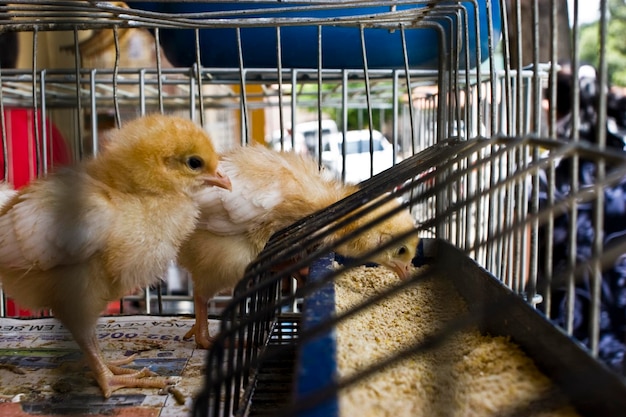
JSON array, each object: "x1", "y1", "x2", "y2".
[{"x1": 2, "y1": 0, "x2": 626, "y2": 416}]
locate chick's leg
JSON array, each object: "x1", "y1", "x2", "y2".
[
  {"x1": 55, "y1": 301, "x2": 173, "y2": 398},
  {"x1": 76, "y1": 333, "x2": 173, "y2": 398},
  {"x1": 184, "y1": 292, "x2": 214, "y2": 349}
]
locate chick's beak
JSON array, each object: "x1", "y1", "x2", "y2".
[
  {"x1": 204, "y1": 168, "x2": 232, "y2": 191},
  {"x1": 387, "y1": 261, "x2": 412, "y2": 280}
]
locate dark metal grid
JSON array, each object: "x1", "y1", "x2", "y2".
[{"x1": 193, "y1": 137, "x2": 626, "y2": 417}]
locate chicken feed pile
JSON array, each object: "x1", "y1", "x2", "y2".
[{"x1": 334, "y1": 265, "x2": 581, "y2": 417}]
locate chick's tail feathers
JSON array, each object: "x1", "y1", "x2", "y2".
[{"x1": 0, "y1": 182, "x2": 16, "y2": 210}]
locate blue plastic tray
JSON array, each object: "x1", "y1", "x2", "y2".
[
  {"x1": 127, "y1": 1, "x2": 501, "y2": 70},
  {"x1": 294, "y1": 252, "x2": 339, "y2": 417}
]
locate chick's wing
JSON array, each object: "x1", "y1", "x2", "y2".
[
  {"x1": 194, "y1": 159, "x2": 284, "y2": 235},
  {"x1": 0, "y1": 171, "x2": 113, "y2": 271}
]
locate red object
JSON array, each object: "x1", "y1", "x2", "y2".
[
  {"x1": 1, "y1": 108, "x2": 71, "y2": 189},
  {"x1": 1, "y1": 108, "x2": 71, "y2": 316}
]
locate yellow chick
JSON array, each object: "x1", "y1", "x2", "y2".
[
  {"x1": 0, "y1": 182, "x2": 16, "y2": 208},
  {"x1": 178, "y1": 145, "x2": 418, "y2": 349},
  {"x1": 0, "y1": 114, "x2": 231, "y2": 398}
]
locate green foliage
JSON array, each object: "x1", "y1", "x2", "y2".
[
  {"x1": 579, "y1": 0, "x2": 626, "y2": 87},
  {"x1": 301, "y1": 81, "x2": 395, "y2": 131}
]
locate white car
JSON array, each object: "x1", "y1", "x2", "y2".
[
  {"x1": 322, "y1": 129, "x2": 399, "y2": 184},
  {"x1": 267, "y1": 120, "x2": 339, "y2": 156}
]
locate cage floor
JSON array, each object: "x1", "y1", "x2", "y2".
[{"x1": 0, "y1": 315, "x2": 217, "y2": 417}]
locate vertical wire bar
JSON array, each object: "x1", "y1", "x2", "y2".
[
  {"x1": 189, "y1": 70, "x2": 196, "y2": 121},
  {"x1": 144, "y1": 287, "x2": 151, "y2": 315},
  {"x1": 392, "y1": 70, "x2": 399, "y2": 166},
  {"x1": 0, "y1": 29, "x2": 10, "y2": 311},
  {"x1": 39, "y1": 70, "x2": 48, "y2": 175},
  {"x1": 499, "y1": 0, "x2": 513, "y2": 136},
  {"x1": 465, "y1": 88, "x2": 477, "y2": 251},
  {"x1": 470, "y1": 1, "x2": 483, "y2": 137},
  {"x1": 89, "y1": 69, "x2": 98, "y2": 156},
  {"x1": 291, "y1": 68, "x2": 297, "y2": 151},
  {"x1": 485, "y1": 0, "x2": 501, "y2": 274},
  {"x1": 72, "y1": 28, "x2": 84, "y2": 160},
  {"x1": 513, "y1": 61, "x2": 525, "y2": 289},
  {"x1": 275, "y1": 27, "x2": 285, "y2": 151},
  {"x1": 514, "y1": 0, "x2": 523, "y2": 136},
  {"x1": 531, "y1": 0, "x2": 541, "y2": 135},
  {"x1": 399, "y1": 25, "x2": 416, "y2": 154},
  {"x1": 30, "y1": 27, "x2": 41, "y2": 178},
  {"x1": 358, "y1": 25, "x2": 375, "y2": 179},
  {"x1": 112, "y1": 26, "x2": 121, "y2": 129},
  {"x1": 222, "y1": 316, "x2": 234, "y2": 417},
  {"x1": 236, "y1": 28, "x2": 249, "y2": 145},
  {"x1": 589, "y1": 0, "x2": 609, "y2": 358},
  {"x1": 475, "y1": 136, "x2": 485, "y2": 263},
  {"x1": 194, "y1": 28, "x2": 205, "y2": 126},
  {"x1": 503, "y1": 143, "x2": 522, "y2": 289},
  {"x1": 447, "y1": 14, "x2": 459, "y2": 142},
  {"x1": 454, "y1": 10, "x2": 466, "y2": 246},
  {"x1": 316, "y1": 25, "x2": 323, "y2": 167},
  {"x1": 341, "y1": 70, "x2": 348, "y2": 183},
  {"x1": 540, "y1": 0, "x2": 559, "y2": 312},
  {"x1": 517, "y1": 142, "x2": 528, "y2": 293},
  {"x1": 398, "y1": 23, "x2": 418, "y2": 233},
  {"x1": 155, "y1": 27, "x2": 164, "y2": 115},
  {"x1": 139, "y1": 69, "x2": 146, "y2": 116},
  {"x1": 0, "y1": 49, "x2": 7, "y2": 183},
  {"x1": 461, "y1": 7, "x2": 472, "y2": 139},
  {"x1": 214, "y1": 347, "x2": 225, "y2": 417},
  {"x1": 443, "y1": 13, "x2": 459, "y2": 244},
  {"x1": 504, "y1": 62, "x2": 518, "y2": 286},
  {"x1": 484, "y1": 0, "x2": 497, "y2": 135},
  {"x1": 157, "y1": 286, "x2": 163, "y2": 315},
  {"x1": 528, "y1": 155, "x2": 540, "y2": 300},
  {"x1": 526, "y1": 0, "x2": 541, "y2": 300},
  {"x1": 565, "y1": 0, "x2": 581, "y2": 335},
  {"x1": 456, "y1": 10, "x2": 467, "y2": 140}
]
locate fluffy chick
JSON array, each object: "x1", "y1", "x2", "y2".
[
  {"x1": 333, "y1": 196, "x2": 418, "y2": 279},
  {"x1": 0, "y1": 182, "x2": 16, "y2": 208},
  {"x1": 178, "y1": 145, "x2": 418, "y2": 349},
  {"x1": 0, "y1": 114, "x2": 231, "y2": 398}
]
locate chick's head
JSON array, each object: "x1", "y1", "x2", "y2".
[
  {"x1": 96, "y1": 114, "x2": 231, "y2": 195},
  {"x1": 336, "y1": 198, "x2": 419, "y2": 280},
  {"x1": 366, "y1": 212, "x2": 419, "y2": 280}
]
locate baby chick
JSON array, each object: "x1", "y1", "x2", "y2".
[
  {"x1": 0, "y1": 183, "x2": 16, "y2": 208},
  {"x1": 178, "y1": 145, "x2": 418, "y2": 348},
  {"x1": 0, "y1": 114, "x2": 231, "y2": 397}
]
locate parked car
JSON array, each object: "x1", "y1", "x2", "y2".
[
  {"x1": 294, "y1": 119, "x2": 339, "y2": 156},
  {"x1": 267, "y1": 120, "x2": 339, "y2": 156},
  {"x1": 267, "y1": 128, "x2": 307, "y2": 153},
  {"x1": 322, "y1": 129, "x2": 398, "y2": 184}
]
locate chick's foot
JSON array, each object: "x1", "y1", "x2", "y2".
[
  {"x1": 97, "y1": 369, "x2": 174, "y2": 398},
  {"x1": 183, "y1": 322, "x2": 215, "y2": 349}
]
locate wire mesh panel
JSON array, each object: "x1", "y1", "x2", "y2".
[
  {"x1": 195, "y1": 136, "x2": 626, "y2": 417},
  {"x1": 0, "y1": 0, "x2": 503, "y2": 316},
  {"x1": 1, "y1": 0, "x2": 626, "y2": 416}
]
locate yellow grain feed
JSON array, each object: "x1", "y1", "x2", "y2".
[{"x1": 334, "y1": 264, "x2": 581, "y2": 417}]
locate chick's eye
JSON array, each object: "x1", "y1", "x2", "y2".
[
  {"x1": 396, "y1": 246, "x2": 408, "y2": 256},
  {"x1": 186, "y1": 156, "x2": 205, "y2": 170}
]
